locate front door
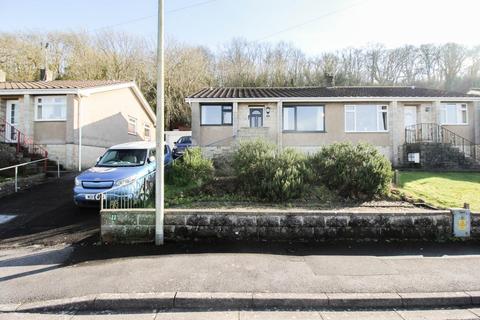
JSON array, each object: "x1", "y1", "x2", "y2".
[
  {"x1": 5, "y1": 100, "x2": 19, "y2": 142},
  {"x1": 249, "y1": 108, "x2": 263, "y2": 128},
  {"x1": 404, "y1": 106, "x2": 417, "y2": 128}
]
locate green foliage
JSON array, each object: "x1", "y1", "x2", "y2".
[
  {"x1": 309, "y1": 142, "x2": 393, "y2": 199},
  {"x1": 233, "y1": 140, "x2": 311, "y2": 201},
  {"x1": 169, "y1": 147, "x2": 214, "y2": 187}
]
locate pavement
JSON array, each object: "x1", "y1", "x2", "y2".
[
  {"x1": 4, "y1": 309, "x2": 480, "y2": 320},
  {"x1": 2, "y1": 175, "x2": 480, "y2": 313}
]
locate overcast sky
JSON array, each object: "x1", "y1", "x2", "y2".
[{"x1": 1, "y1": 0, "x2": 479, "y2": 55}]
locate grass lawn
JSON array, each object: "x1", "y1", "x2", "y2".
[{"x1": 397, "y1": 171, "x2": 480, "y2": 212}]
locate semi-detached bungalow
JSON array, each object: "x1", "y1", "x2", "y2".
[
  {"x1": 186, "y1": 86, "x2": 480, "y2": 167},
  {"x1": 0, "y1": 79, "x2": 156, "y2": 170}
]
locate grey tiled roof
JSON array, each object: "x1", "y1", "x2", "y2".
[
  {"x1": 0, "y1": 80, "x2": 130, "y2": 90},
  {"x1": 188, "y1": 86, "x2": 475, "y2": 99}
]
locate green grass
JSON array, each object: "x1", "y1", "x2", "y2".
[{"x1": 397, "y1": 171, "x2": 480, "y2": 211}]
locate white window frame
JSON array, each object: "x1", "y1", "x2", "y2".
[
  {"x1": 439, "y1": 103, "x2": 468, "y2": 125},
  {"x1": 34, "y1": 96, "x2": 67, "y2": 121},
  {"x1": 128, "y1": 116, "x2": 137, "y2": 135},
  {"x1": 282, "y1": 105, "x2": 325, "y2": 132},
  {"x1": 144, "y1": 123, "x2": 151, "y2": 141},
  {"x1": 344, "y1": 105, "x2": 389, "y2": 133}
]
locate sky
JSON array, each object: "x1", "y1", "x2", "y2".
[{"x1": 1, "y1": 0, "x2": 479, "y2": 55}]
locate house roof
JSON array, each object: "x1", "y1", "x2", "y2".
[
  {"x1": 188, "y1": 86, "x2": 477, "y2": 99},
  {"x1": 0, "y1": 80, "x2": 128, "y2": 90},
  {"x1": 0, "y1": 80, "x2": 156, "y2": 124}
]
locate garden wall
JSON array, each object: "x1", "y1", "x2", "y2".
[{"x1": 100, "y1": 208, "x2": 480, "y2": 244}]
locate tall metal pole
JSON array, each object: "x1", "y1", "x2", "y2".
[{"x1": 155, "y1": 0, "x2": 165, "y2": 245}]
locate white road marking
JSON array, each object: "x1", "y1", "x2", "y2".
[{"x1": 0, "y1": 215, "x2": 16, "y2": 224}]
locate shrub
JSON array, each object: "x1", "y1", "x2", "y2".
[
  {"x1": 309, "y1": 142, "x2": 393, "y2": 199},
  {"x1": 233, "y1": 140, "x2": 311, "y2": 201},
  {"x1": 169, "y1": 147, "x2": 214, "y2": 187}
]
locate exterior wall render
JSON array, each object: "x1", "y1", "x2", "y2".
[{"x1": 194, "y1": 99, "x2": 479, "y2": 163}]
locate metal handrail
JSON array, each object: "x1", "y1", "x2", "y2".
[
  {"x1": 0, "y1": 158, "x2": 48, "y2": 171},
  {"x1": 0, "y1": 158, "x2": 49, "y2": 192},
  {"x1": 1, "y1": 117, "x2": 49, "y2": 164},
  {"x1": 405, "y1": 123, "x2": 480, "y2": 161}
]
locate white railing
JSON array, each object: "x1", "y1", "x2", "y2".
[
  {"x1": 100, "y1": 170, "x2": 156, "y2": 210},
  {"x1": 0, "y1": 158, "x2": 60, "y2": 192}
]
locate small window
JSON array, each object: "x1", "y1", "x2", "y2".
[
  {"x1": 35, "y1": 96, "x2": 67, "y2": 121},
  {"x1": 408, "y1": 152, "x2": 420, "y2": 163},
  {"x1": 282, "y1": 105, "x2": 325, "y2": 132},
  {"x1": 144, "y1": 123, "x2": 151, "y2": 141},
  {"x1": 128, "y1": 116, "x2": 137, "y2": 135},
  {"x1": 345, "y1": 105, "x2": 388, "y2": 132},
  {"x1": 200, "y1": 104, "x2": 233, "y2": 125},
  {"x1": 440, "y1": 103, "x2": 468, "y2": 125}
]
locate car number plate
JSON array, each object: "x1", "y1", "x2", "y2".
[{"x1": 85, "y1": 194, "x2": 96, "y2": 200}]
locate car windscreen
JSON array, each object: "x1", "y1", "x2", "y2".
[
  {"x1": 178, "y1": 136, "x2": 191, "y2": 144},
  {"x1": 97, "y1": 149, "x2": 147, "y2": 167}
]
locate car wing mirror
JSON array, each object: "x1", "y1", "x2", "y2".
[{"x1": 148, "y1": 156, "x2": 156, "y2": 163}]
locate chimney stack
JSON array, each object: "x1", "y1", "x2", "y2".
[
  {"x1": 39, "y1": 68, "x2": 54, "y2": 81},
  {"x1": 0, "y1": 70, "x2": 6, "y2": 82},
  {"x1": 324, "y1": 73, "x2": 335, "y2": 87}
]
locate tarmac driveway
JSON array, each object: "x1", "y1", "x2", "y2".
[{"x1": 0, "y1": 174, "x2": 99, "y2": 248}]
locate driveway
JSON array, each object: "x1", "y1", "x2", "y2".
[{"x1": 0, "y1": 174, "x2": 99, "y2": 248}]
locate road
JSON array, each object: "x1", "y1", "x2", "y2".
[{"x1": 1, "y1": 177, "x2": 480, "y2": 309}]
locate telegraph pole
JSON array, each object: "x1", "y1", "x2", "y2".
[{"x1": 155, "y1": 0, "x2": 165, "y2": 245}]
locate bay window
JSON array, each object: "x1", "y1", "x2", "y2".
[
  {"x1": 283, "y1": 105, "x2": 325, "y2": 132},
  {"x1": 345, "y1": 105, "x2": 388, "y2": 132},
  {"x1": 439, "y1": 103, "x2": 467, "y2": 125},
  {"x1": 200, "y1": 104, "x2": 233, "y2": 125},
  {"x1": 35, "y1": 96, "x2": 67, "y2": 121}
]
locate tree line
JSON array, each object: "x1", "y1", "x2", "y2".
[{"x1": 1, "y1": 31, "x2": 479, "y2": 128}]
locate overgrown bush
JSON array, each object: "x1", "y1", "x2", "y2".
[
  {"x1": 309, "y1": 142, "x2": 393, "y2": 199},
  {"x1": 233, "y1": 140, "x2": 311, "y2": 201},
  {"x1": 169, "y1": 147, "x2": 214, "y2": 187}
]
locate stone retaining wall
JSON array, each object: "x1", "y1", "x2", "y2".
[{"x1": 100, "y1": 209, "x2": 480, "y2": 244}]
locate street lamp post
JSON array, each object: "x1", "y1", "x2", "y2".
[{"x1": 155, "y1": 0, "x2": 165, "y2": 245}]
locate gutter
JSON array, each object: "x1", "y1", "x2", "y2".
[{"x1": 185, "y1": 96, "x2": 480, "y2": 103}]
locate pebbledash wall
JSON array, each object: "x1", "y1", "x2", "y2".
[{"x1": 100, "y1": 208, "x2": 480, "y2": 244}]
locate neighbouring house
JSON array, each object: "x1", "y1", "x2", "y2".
[
  {"x1": 186, "y1": 86, "x2": 480, "y2": 168},
  {"x1": 0, "y1": 75, "x2": 156, "y2": 170}
]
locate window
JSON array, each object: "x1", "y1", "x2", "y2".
[
  {"x1": 440, "y1": 103, "x2": 468, "y2": 125},
  {"x1": 345, "y1": 105, "x2": 388, "y2": 132},
  {"x1": 97, "y1": 149, "x2": 147, "y2": 167},
  {"x1": 282, "y1": 105, "x2": 325, "y2": 132},
  {"x1": 144, "y1": 123, "x2": 151, "y2": 141},
  {"x1": 128, "y1": 116, "x2": 137, "y2": 135},
  {"x1": 200, "y1": 104, "x2": 233, "y2": 125},
  {"x1": 35, "y1": 96, "x2": 67, "y2": 121}
]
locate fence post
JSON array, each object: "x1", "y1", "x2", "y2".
[
  {"x1": 57, "y1": 159, "x2": 60, "y2": 178},
  {"x1": 14, "y1": 166, "x2": 18, "y2": 192}
]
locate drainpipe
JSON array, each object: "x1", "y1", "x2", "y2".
[
  {"x1": 78, "y1": 95, "x2": 82, "y2": 172},
  {"x1": 77, "y1": 92, "x2": 89, "y2": 172}
]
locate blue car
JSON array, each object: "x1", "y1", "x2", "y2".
[
  {"x1": 172, "y1": 135, "x2": 192, "y2": 158},
  {"x1": 73, "y1": 141, "x2": 172, "y2": 208}
]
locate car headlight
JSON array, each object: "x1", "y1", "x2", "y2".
[
  {"x1": 75, "y1": 177, "x2": 81, "y2": 186},
  {"x1": 114, "y1": 176, "x2": 137, "y2": 187}
]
